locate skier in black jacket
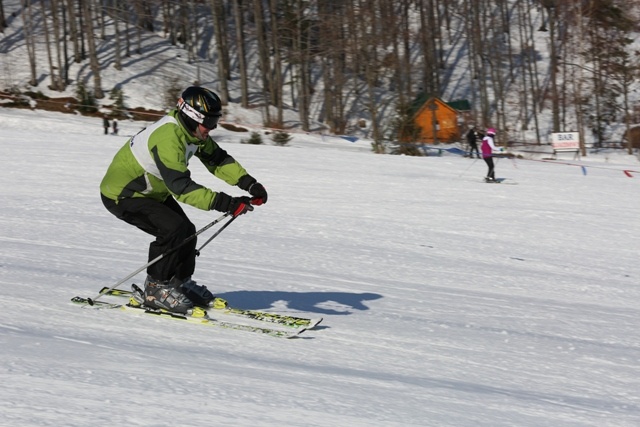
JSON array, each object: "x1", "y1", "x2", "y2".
[{"x1": 466, "y1": 126, "x2": 481, "y2": 159}]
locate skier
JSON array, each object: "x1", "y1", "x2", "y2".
[
  {"x1": 112, "y1": 118, "x2": 118, "y2": 135},
  {"x1": 99, "y1": 86, "x2": 268, "y2": 314},
  {"x1": 481, "y1": 127, "x2": 503, "y2": 182},
  {"x1": 103, "y1": 115, "x2": 110, "y2": 135},
  {"x1": 466, "y1": 126, "x2": 481, "y2": 159}
]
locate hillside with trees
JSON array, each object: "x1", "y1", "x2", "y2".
[{"x1": 1, "y1": 0, "x2": 639, "y2": 153}]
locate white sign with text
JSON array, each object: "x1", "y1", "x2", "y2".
[{"x1": 550, "y1": 132, "x2": 580, "y2": 150}]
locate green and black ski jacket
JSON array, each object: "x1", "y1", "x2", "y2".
[{"x1": 100, "y1": 109, "x2": 249, "y2": 210}]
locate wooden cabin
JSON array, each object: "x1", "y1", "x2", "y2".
[{"x1": 407, "y1": 95, "x2": 470, "y2": 143}]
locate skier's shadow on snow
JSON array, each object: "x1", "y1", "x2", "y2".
[{"x1": 216, "y1": 290, "x2": 382, "y2": 316}]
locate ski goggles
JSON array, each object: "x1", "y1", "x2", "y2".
[
  {"x1": 179, "y1": 98, "x2": 222, "y2": 129},
  {"x1": 201, "y1": 114, "x2": 221, "y2": 130}
]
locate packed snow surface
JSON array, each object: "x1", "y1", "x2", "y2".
[{"x1": 1, "y1": 108, "x2": 639, "y2": 426}]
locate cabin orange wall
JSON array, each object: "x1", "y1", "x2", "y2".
[{"x1": 414, "y1": 98, "x2": 460, "y2": 143}]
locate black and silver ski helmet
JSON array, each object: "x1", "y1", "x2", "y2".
[{"x1": 177, "y1": 86, "x2": 222, "y2": 132}]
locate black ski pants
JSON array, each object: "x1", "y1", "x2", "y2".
[
  {"x1": 483, "y1": 156, "x2": 495, "y2": 180},
  {"x1": 468, "y1": 143, "x2": 480, "y2": 158},
  {"x1": 101, "y1": 194, "x2": 197, "y2": 282}
]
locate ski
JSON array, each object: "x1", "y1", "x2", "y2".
[
  {"x1": 97, "y1": 286, "x2": 323, "y2": 329},
  {"x1": 483, "y1": 178, "x2": 518, "y2": 185},
  {"x1": 71, "y1": 296, "x2": 306, "y2": 339}
]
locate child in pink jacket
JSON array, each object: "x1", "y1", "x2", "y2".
[{"x1": 481, "y1": 128, "x2": 502, "y2": 182}]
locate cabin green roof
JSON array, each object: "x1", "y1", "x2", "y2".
[{"x1": 409, "y1": 93, "x2": 471, "y2": 115}]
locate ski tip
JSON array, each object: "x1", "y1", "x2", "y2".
[
  {"x1": 308, "y1": 317, "x2": 323, "y2": 329},
  {"x1": 287, "y1": 317, "x2": 324, "y2": 338}
]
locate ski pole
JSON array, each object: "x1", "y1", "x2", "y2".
[
  {"x1": 458, "y1": 158, "x2": 479, "y2": 178},
  {"x1": 195, "y1": 214, "x2": 237, "y2": 256},
  {"x1": 87, "y1": 212, "x2": 231, "y2": 305},
  {"x1": 195, "y1": 197, "x2": 262, "y2": 254}
]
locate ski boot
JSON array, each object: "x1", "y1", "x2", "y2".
[
  {"x1": 139, "y1": 275, "x2": 194, "y2": 314},
  {"x1": 172, "y1": 276, "x2": 228, "y2": 309}
]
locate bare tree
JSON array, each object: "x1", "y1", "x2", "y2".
[
  {"x1": 60, "y1": 0, "x2": 70, "y2": 84},
  {"x1": 133, "y1": 0, "x2": 153, "y2": 31},
  {"x1": 0, "y1": 0, "x2": 7, "y2": 31},
  {"x1": 183, "y1": 0, "x2": 196, "y2": 63},
  {"x1": 619, "y1": 52, "x2": 640, "y2": 154},
  {"x1": 232, "y1": 0, "x2": 249, "y2": 107},
  {"x1": 470, "y1": 0, "x2": 490, "y2": 126},
  {"x1": 40, "y1": 0, "x2": 61, "y2": 90},
  {"x1": 210, "y1": 0, "x2": 230, "y2": 104},
  {"x1": 524, "y1": 1, "x2": 542, "y2": 142},
  {"x1": 288, "y1": 0, "x2": 312, "y2": 130},
  {"x1": 543, "y1": 1, "x2": 560, "y2": 132},
  {"x1": 96, "y1": 0, "x2": 105, "y2": 40},
  {"x1": 318, "y1": 0, "x2": 347, "y2": 134},
  {"x1": 50, "y1": 0, "x2": 66, "y2": 89},
  {"x1": 268, "y1": 0, "x2": 284, "y2": 126},
  {"x1": 352, "y1": 0, "x2": 385, "y2": 151},
  {"x1": 63, "y1": 0, "x2": 81, "y2": 64},
  {"x1": 130, "y1": 0, "x2": 153, "y2": 55},
  {"x1": 22, "y1": 0, "x2": 38, "y2": 86},
  {"x1": 6, "y1": 0, "x2": 640, "y2": 151},
  {"x1": 417, "y1": 0, "x2": 439, "y2": 97},
  {"x1": 485, "y1": 2, "x2": 506, "y2": 134},
  {"x1": 515, "y1": 0, "x2": 530, "y2": 132},
  {"x1": 81, "y1": 0, "x2": 104, "y2": 98},
  {"x1": 573, "y1": 0, "x2": 588, "y2": 156},
  {"x1": 121, "y1": 1, "x2": 132, "y2": 57},
  {"x1": 112, "y1": 0, "x2": 123, "y2": 70},
  {"x1": 384, "y1": 2, "x2": 402, "y2": 102},
  {"x1": 399, "y1": 0, "x2": 413, "y2": 104},
  {"x1": 582, "y1": 0, "x2": 634, "y2": 146},
  {"x1": 252, "y1": 0, "x2": 272, "y2": 124}
]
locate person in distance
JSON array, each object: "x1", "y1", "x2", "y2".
[{"x1": 481, "y1": 127, "x2": 504, "y2": 182}]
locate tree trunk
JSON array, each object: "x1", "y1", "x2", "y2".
[
  {"x1": 124, "y1": 2, "x2": 130, "y2": 56},
  {"x1": 318, "y1": 0, "x2": 346, "y2": 134},
  {"x1": 184, "y1": 0, "x2": 195, "y2": 62},
  {"x1": 210, "y1": 0, "x2": 229, "y2": 104},
  {"x1": 40, "y1": 0, "x2": 61, "y2": 90},
  {"x1": 50, "y1": 0, "x2": 66, "y2": 90},
  {"x1": 22, "y1": 0, "x2": 38, "y2": 86},
  {"x1": 547, "y1": 5, "x2": 560, "y2": 132},
  {"x1": 0, "y1": 0, "x2": 7, "y2": 30},
  {"x1": 232, "y1": 0, "x2": 248, "y2": 107},
  {"x1": 401, "y1": 0, "x2": 412, "y2": 101},
  {"x1": 113, "y1": 0, "x2": 122, "y2": 70},
  {"x1": 268, "y1": 0, "x2": 283, "y2": 126},
  {"x1": 63, "y1": 0, "x2": 81, "y2": 63},
  {"x1": 252, "y1": 0, "x2": 271, "y2": 124},
  {"x1": 293, "y1": 0, "x2": 311, "y2": 131},
  {"x1": 96, "y1": 0, "x2": 105, "y2": 40},
  {"x1": 516, "y1": 0, "x2": 529, "y2": 132},
  {"x1": 77, "y1": 0, "x2": 86, "y2": 60},
  {"x1": 81, "y1": 0, "x2": 104, "y2": 98},
  {"x1": 524, "y1": 2, "x2": 541, "y2": 143},
  {"x1": 61, "y1": 0, "x2": 69, "y2": 84}
]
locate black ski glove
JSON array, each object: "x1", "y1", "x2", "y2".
[
  {"x1": 237, "y1": 175, "x2": 268, "y2": 206},
  {"x1": 228, "y1": 196, "x2": 254, "y2": 217},
  {"x1": 212, "y1": 193, "x2": 254, "y2": 217},
  {"x1": 248, "y1": 182, "x2": 268, "y2": 205}
]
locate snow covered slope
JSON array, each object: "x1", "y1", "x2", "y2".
[{"x1": 1, "y1": 108, "x2": 639, "y2": 426}]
